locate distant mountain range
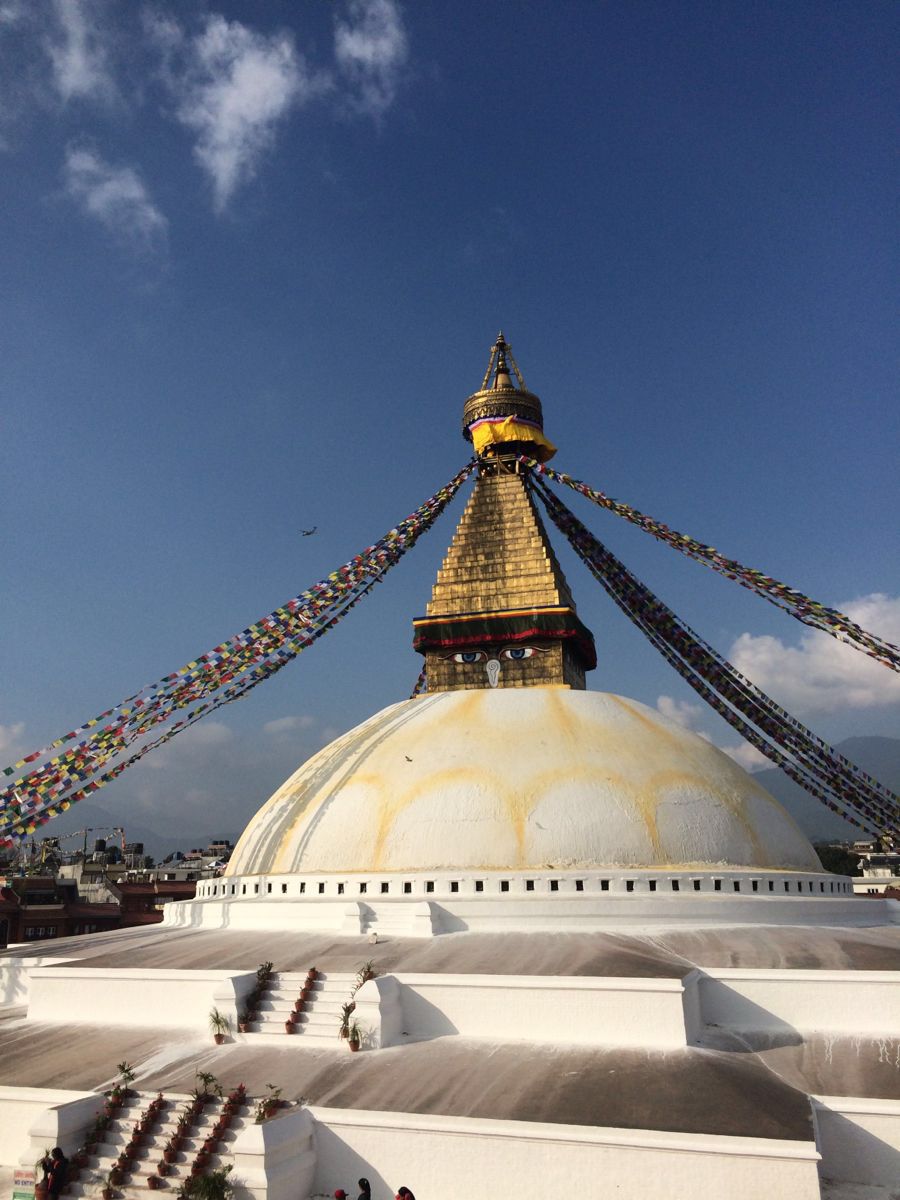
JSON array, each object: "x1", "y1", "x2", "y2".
[{"x1": 756, "y1": 735, "x2": 900, "y2": 843}]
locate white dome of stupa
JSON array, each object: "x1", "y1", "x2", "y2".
[{"x1": 227, "y1": 689, "x2": 822, "y2": 877}]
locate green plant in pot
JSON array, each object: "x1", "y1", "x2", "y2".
[
  {"x1": 209, "y1": 1008, "x2": 230, "y2": 1045},
  {"x1": 180, "y1": 1165, "x2": 234, "y2": 1200},
  {"x1": 347, "y1": 1020, "x2": 362, "y2": 1052},
  {"x1": 354, "y1": 960, "x2": 376, "y2": 991},
  {"x1": 116, "y1": 1061, "x2": 136, "y2": 1096}
]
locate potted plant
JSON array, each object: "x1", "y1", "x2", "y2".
[
  {"x1": 157, "y1": 1160, "x2": 170, "y2": 1177},
  {"x1": 180, "y1": 1165, "x2": 233, "y2": 1200},
  {"x1": 237, "y1": 1011, "x2": 251, "y2": 1034},
  {"x1": 209, "y1": 1008, "x2": 230, "y2": 1045},
  {"x1": 148, "y1": 1175, "x2": 160, "y2": 1190},
  {"x1": 338, "y1": 1001, "x2": 356, "y2": 1040},
  {"x1": 306, "y1": 967, "x2": 317, "y2": 984},
  {"x1": 347, "y1": 1020, "x2": 362, "y2": 1052},
  {"x1": 163, "y1": 1139, "x2": 179, "y2": 1165},
  {"x1": 102, "y1": 1168, "x2": 118, "y2": 1199},
  {"x1": 116, "y1": 1061, "x2": 137, "y2": 1096},
  {"x1": 354, "y1": 960, "x2": 376, "y2": 991}
]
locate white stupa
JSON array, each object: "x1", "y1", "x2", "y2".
[{"x1": 0, "y1": 336, "x2": 897, "y2": 1200}]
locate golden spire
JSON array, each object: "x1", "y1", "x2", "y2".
[{"x1": 412, "y1": 336, "x2": 595, "y2": 692}]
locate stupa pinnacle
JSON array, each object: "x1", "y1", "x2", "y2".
[{"x1": 413, "y1": 334, "x2": 597, "y2": 692}]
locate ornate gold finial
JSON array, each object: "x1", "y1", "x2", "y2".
[{"x1": 464, "y1": 332, "x2": 555, "y2": 462}]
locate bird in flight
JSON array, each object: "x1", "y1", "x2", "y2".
[{"x1": 300, "y1": 527, "x2": 317, "y2": 537}]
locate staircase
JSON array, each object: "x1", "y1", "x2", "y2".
[
  {"x1": 64, "y1": 1091, "x2": 248, "y2": 1199},
  {"x1": 246, "y1": 971, "x2": 357, "y2": 1044}
]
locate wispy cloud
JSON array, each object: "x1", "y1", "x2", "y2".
[
  {"x1": 0, "y1": 1, "x2": 27, "y2": 27},
  {"x1": 64, "y1": 143, "x2": 167, "y2": 251},
  {"x1": 334, "y1": 0, "x2": 408, "y2": 117},
  {"x1": 730, "y1": 593, "x2": 900, "y2": 715},
  {"x1": 148, "y1": 12, "x2": 321, "y2": 212},
  {"x1": 263, "y1": 715, "x2": 316, "y2": 736},
  {"x1": 46, "y1": 0, "x2": 115, "y2": 103},
  {"x1": 719, "y1": 741, "x2": 769, "y2": 773},
  {"x1": 656, "y1": 694, "x2": 708, "y2": 733},
  {"x1": 0, "y1": 720, "x2": 26, "y2": 761}
]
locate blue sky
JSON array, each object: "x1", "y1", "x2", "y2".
[{"x1": 1, "y1": 0, "x2": 898, "y2": 849}]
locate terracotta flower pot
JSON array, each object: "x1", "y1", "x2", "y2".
[
  {"x1": 213, "y1": 1033, "x2": 225, "y2": 1045},
  {"x1": 238, "y1": 1022, "x2": 249, "y2": 1033},
  {"x1": 158, "y1": 1161, "x2": 169, "y2": 1175},
  {"x1": 293, "y1": 999, "x2": 304, "y2": 1013},
  {"x1": 148, "y1": 1176, "x2": 160, "y2": 1189},
  {"x1": 284, "y1": 1020, "x2": 295, "y2": 1033},
  {"x1": 163, "y1": 1150, "x2": 176, "y2": 1165},
  {"x1": 349, "y1": 1040, "x2": 360, "y2": 1052},
  {"x1": 102, "y1": 1188, "x2": 114, "y2": 1200}
]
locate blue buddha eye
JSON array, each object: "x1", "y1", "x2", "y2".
[
  {"x1": 503, "y1": 647, "x2": 534, "y2": 660},
  {"x1": 454, "y1": 651, "x2": 486, "y2": 664}
]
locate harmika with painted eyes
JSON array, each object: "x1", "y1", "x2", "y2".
[{"x1": 443, "y1": 645, "x2": 550, "y2": 686}]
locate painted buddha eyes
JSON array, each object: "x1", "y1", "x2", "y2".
[{"x1": 452, "y1": 647, "x2": 536, "y2": 663}]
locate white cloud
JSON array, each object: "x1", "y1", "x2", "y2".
[
  {"x1": 0, "y1": 720, "x2": 26, "y2": 759},
  {"x1": 64, "y1": 143, "x2": 167, "y2": 250},
  {"x1": 263, "y1": 715, "x2": 316, "y2": 736},
  {"x1": 46, "y1": 0, "x2": 115, "y2": 103},
  {"x1": 719, "y1": 741, "x2": 770, "y2": 773},
  {"x1": 180, "y1": 720, "x2": 232, "y2": 748},
  {"x1": 656, "y1": 694, "x2": 706, "y2": 731},
  {"x1": 729, "y1": 593, "x2": 900, "y2": 715},
  {"x1": 334, "y1": 0, "x2": 407, "y2": 117},
  {"x1": 0, "y1": 1, "x2": 27, "y2": 27},
  {"x1": 150, "y1": 13, "x2": 318, "y2": 212}
]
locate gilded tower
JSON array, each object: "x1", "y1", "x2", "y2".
[{"x1": 413, "y1": 334, "x2": 596, "y2": 692}]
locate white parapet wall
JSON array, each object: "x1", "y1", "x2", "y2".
[
  {"x1": 699, "y1": 968, "x2": 900, "y2": 1036},
  {"x1": 353, "y1": 972, "x2": 701, "y2": 1049},
  {"x1": 813, "y1": 1096, "x2": 900, "y2": 1187},
  {"x1": 0, "y1": 956, "x2": 75, "y2": 1009},
  {"x1": 0, "y1": 1087, "x2": 94, "y2": 1168},
  {"x1": 231, "y1": 1106, "x2": 316, "y2": 1200},
  {"x1": 26, "y1": 967, "x2": 259, "y2": 1031},
  {"x1": 307, "y1": 1106, "x2": 822, "y2": 1200}
]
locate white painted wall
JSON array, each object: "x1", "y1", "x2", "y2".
[
  {"x1": 307, "y1": 1107, "x2": 821, "y2": 1200},
  {"x1": 0, "y1": 1088, "x2": 94, "y2": 1168},
  {"x1": 0, "y1": 956, "x2": 74, "y2": 1009},
  {"x1": 364, "y1": 973, "x2": 699, "y2": 1048},
  {"x1": 231, "y1": 1107, "x2": 316, "y2": 1200},
  {"x1": 813, "y1": 1096, "x2": 900, "y2": 1186},
  {"x1": 26, "y1": 967, "x2": 258, "y2": 1031},
  {"x1": 700, "y1": 969, "x2": 900, "y2": 1035}
]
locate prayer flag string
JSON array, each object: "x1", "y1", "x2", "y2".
[
  {"x1": 0, "y1": 462, "x2": 475, "y2": 844},
  {"x1": 532, "y1": 477, "x2": 898, "y2": 838},
  {"x1": 522, "y1": 458, "x2": 900, "y2": 674}
]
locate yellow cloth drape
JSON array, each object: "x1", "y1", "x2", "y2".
[{"x1": 469, "y1": 417, "x2": 557, "y2": 462}]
